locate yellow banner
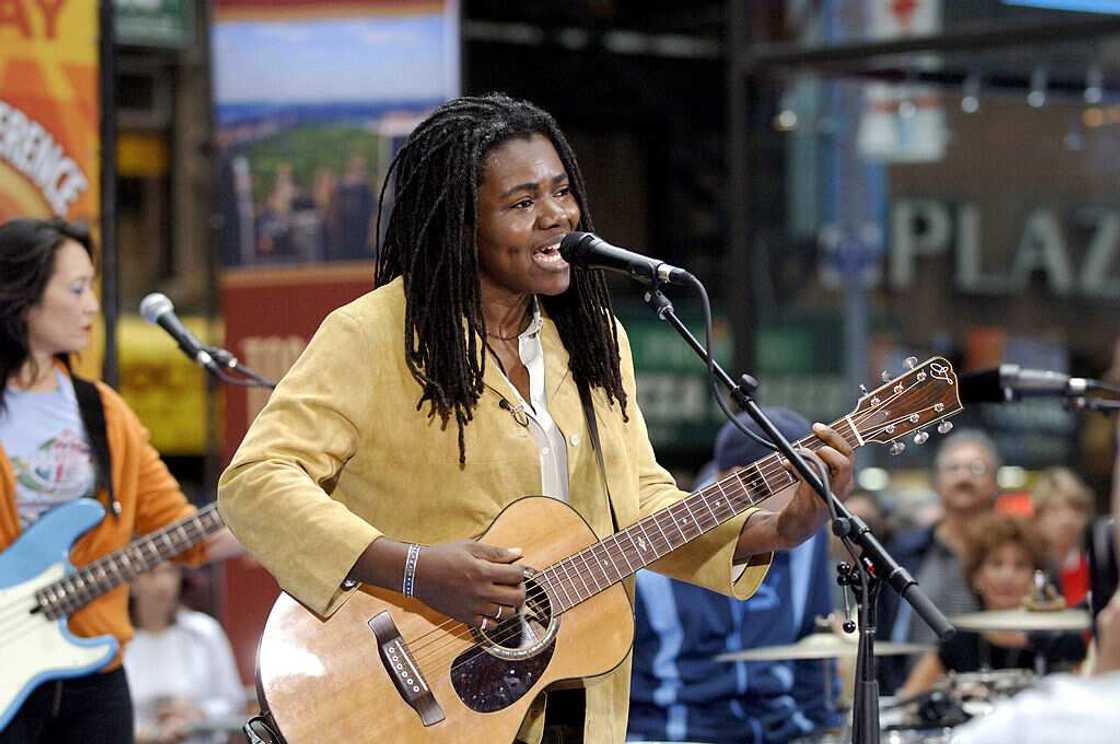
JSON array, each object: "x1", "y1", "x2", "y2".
[{"x1": 0, "y1": 0, "x2": 99, "y2": 224}]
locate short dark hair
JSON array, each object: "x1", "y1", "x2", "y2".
[
  {"x1": 373, "y1": 93, "x2": 626, "y2": 463},
  {"x1": 0, "y1": 218, "x2": 94, "y2": 410}
]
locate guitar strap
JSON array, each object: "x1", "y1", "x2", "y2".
[
  {"x1": 71, "y1": 375, "x2": 121, "y2": 520},
  {"x1": 577, "y1": 380, "x2": 620, "y2": 534}
]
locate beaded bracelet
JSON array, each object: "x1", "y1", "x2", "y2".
[{"x1": 402, "y1": 543, "x2": 422, "y2": 598}]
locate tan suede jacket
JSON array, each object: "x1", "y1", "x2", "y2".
[{"x1": 217, "y1": 277, "x2": 770, "y2": 743}]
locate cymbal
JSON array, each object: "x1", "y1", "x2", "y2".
[
  {"x1": 949, "y1": 607, "x2": 1091, "y2": 632},
  {"x1": 714, "y1": 633, "x2": 931, "y2": 662}
]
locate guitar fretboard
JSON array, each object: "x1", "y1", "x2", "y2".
[
  {"x1": 36, "y1": 503, "x2": 224, "y2": 620},
  {"x1": 535, "y1": 417, "x2": 861, "y2": 614}
]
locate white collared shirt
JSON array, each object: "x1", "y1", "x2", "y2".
[{"x1": 493, "y1": 299, "x2": 570, "y2": 502}]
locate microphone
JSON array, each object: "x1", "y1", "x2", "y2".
[
  {"x1": 139, "y1": 293, "x2": 220, "y2": 373},
  {"x1": 959, "y1": 364, "x2": 1097, "y2": 403},
  {"x1": 559, "y1": 232, "x2": 694, "y2": 285}
]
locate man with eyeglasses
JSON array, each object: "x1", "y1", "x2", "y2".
[{"x1": 878, "y1": 430, "x2": 1002, "y2": 692}]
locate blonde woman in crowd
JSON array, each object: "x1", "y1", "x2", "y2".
[{"x1": 1032, "y1": 467, "x2": 1095, "y2": 605}]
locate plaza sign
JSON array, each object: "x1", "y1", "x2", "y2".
[{"x1": 887, "y1": 198, "x2": 1120, "y2": 299}]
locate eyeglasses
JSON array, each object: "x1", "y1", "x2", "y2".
[{"x1": 938, "y1": 461, "x2": 992, "y2": 477}]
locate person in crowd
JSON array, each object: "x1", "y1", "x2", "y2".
[
  {"x1": 1032, "y1": 466, "x2": 1095, "y2": 605},
  {"x1": 217, "y1": 93, "x2": 855, "y2": 744},
  {"x1": 125, "y1": 563, "x2": 245, "y2": 744},
  {"x1": 332, "y1": 153, "x2": 376, "y2": 260},
  {"x1": 898, "y1": 513, "x2": 1085, "y2": 697},
  {"x1": 879, "y1": 429, "x2": 1001, "y2": 691},
  {"x1": 0, "y1": 218, "x2": 239, "y2": 743},
  {"x1": 628, "y1": 408, "x2": 844, "y2": 743}
]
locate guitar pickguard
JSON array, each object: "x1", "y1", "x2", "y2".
[{"x1": 449, "y1": 635, "x2": 556, "y2": 713}]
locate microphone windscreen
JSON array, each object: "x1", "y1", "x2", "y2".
[
  {"x1": 558, "y1": 232, "x2": 595, "y2": 261},
  {"x1": 139, "y1": 293, "x2": 174, "y2": 324},
  {"x1": 958, "y1": 368, "x2": 1005, "y2": 404}
]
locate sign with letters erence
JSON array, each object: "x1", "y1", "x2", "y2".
[{"x1": 0, "y1": 0, "x2": 99, "y2": 225}]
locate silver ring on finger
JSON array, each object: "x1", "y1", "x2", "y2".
[
  {"x1": 493, "y1": 605, "x2": 504, "y2": 621},
  {"x1": 480, "y1": 617, "x2": 490, "y2": 632}
]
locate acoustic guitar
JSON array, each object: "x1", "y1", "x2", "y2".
[{"x1": 253, "y1": 357, "x2": 963, "y2": 743}]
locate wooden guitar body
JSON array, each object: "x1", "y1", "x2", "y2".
[{"x1": 257, "y1": 496, "x2": 635, "y2": 743}]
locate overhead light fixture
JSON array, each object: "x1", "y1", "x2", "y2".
[
  {"x1": 1028, "y1": 66, "x2": 1048, "y2": 108},
  {"x1": 774, "y1": 109, "x2": 798, "y2": 131},
  {"x1": 961, "y1": 73, "x2": 981, "y2": 114},
  {"x1": 1085, "y1": 64, "x2": 1104, "y2": 105},
  {"x1": 773, "y1": 84, "x2": 800, "y2": 132}
]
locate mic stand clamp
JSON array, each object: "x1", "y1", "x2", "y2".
[
  {"x1": 202, "y1": 345, "x2": 277, "y2": 389},
  {"x1": 641, "y1": 283, "x2": 954, "y2": 744},
  {"x1": 1071, "y1": 396, "x2": 1120, "y2": 412}
]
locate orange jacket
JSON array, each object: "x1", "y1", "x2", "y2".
[{"x1": 0, "y1": 375, "x2": 206, "y2": 669}]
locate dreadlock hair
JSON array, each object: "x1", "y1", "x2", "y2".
[
  {"x1": 373, "y1": 93, "x2": 627, "y2": 463},
  {"x1": 0, "y1": 218, "x2": 94, "y2": 414}
]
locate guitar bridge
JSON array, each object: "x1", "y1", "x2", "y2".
[{"x1": 368, "y1": 612, "x2": 444, "y2": 726}]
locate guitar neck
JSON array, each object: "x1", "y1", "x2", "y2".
[
  {"x1": 538, "y1": 415, "x2": 864, "y2": 614},
  {"x1": 37, "y1": 503, "x2": 224, "y2": 619}
]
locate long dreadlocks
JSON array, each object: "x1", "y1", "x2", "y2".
[{"x1": 373, "y1": 93, "x2": 627, "y2": 463}]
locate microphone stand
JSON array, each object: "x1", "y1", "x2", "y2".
[{"x1": 641, "y1": 284, "x2": 954, "y2": 744}]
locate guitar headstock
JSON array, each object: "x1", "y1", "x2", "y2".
[{"x1": 849, "y1": 357, "x2": 964, "y2": 453}]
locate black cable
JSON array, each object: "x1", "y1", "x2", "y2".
[{"x1": 680, "y1": 272, "x2": 777, "y2": 453}]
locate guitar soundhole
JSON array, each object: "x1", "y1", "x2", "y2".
[
  {"x1": 450, "y1": 573, "x2": 558, "y2": 713},
  {"x1": 478, "y1": 573, "x2": 555, "y2": 656}
]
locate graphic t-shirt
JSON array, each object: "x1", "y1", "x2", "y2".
[{"x1": 0, "y1": 370, "x2": 97, "y2": 528}]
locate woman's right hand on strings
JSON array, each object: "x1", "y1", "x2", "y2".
[{"x1": 413, "y1": 540, "x2": 526, "y2": 628}]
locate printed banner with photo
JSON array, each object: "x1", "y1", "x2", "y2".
[
  {"x1": 213, "y1": 0, "x2": 458, "y2": 268},
  {"x1": 211, "y1": 0, "x2": 459, "y2": 684},
  {"x1": 0, "y1": 0, "x2": 99, "y2": 225}
]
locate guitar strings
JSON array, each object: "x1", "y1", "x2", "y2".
[
  {"x1": 407, "y1": 399, "x2": 939, "y2": 676},
  {"x1": 405, "y1": 442, "x2": 807, "y2": 669},
  {"x1": 0, "y1": 517, "x2": 221, "y2": 635},
  {"x1": 404, "y1": 393, "x2": 929, "y2": 670},
  {"x1": 405, "y1": 399, "x2": 879, "y2": 668}
]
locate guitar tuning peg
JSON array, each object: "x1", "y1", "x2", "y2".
[
  {"x1": 890, "y1": 441, "x2": 906, "y2": 456},
  {"x1": 913, "y1": 431, "x2": 929, "y2": 445},
  {"x1": 881, "y1": 370, "x2": 892, "y2": 382},
  {"x1": 937, "y1": 420, "x2": 954, "y2": 435},
  {"x1": 904, "y1": 356, "x2": 918, "y2": 369},
  {"x1": 859, "y1": 384, "x2": 868, "y2": 395}
]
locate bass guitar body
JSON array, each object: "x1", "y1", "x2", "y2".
[
  {"x1": 257, "y1": 497, "x2": 634, "y2": 743},
  {"x1": 0, "y1": 500, "x2": 117, "y2": 732}
]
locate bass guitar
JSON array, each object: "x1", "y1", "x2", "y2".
[
  {"x1": 254, "y1": 357, "x2": 963, "y2": 743},
  {"x1": 0, "y1": 500, "x2": 224, "y2": 731}
]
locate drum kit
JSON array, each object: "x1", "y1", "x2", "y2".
[{"x1": 714, "y1": 606, "x2": 1091, "y2": 743}]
